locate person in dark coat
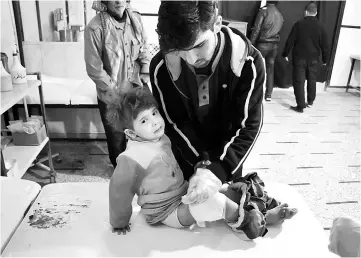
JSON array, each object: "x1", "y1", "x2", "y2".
[{"x1": 282, "y1": 1, "x2": 329, "y2": 113}]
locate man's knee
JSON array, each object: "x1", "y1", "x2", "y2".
[{"x1": 266, "y1": 57, "x2": 275, "y2": 66}]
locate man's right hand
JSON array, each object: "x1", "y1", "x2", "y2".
[
  {"x1": 284, "y1": 57, "x2": 289, "y2": 62},
  {"x1": 112, "y1": 223, "x2": 131, "y2": 235}
]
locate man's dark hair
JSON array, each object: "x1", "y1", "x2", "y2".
[
  {"x1": 305, "y1": 1, "x2": 317, "y2": 15},
  {"x1": 106, "y1": 87, "x2": 158, "y2": 132},
  {"x1": 157, "y1": 1, "x2": 219, "y2": 54}
]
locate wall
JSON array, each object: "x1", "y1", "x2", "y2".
[
  {"x1": 38, "y1": 1, "x2": 66, "y2": 41},
  {"x1": 329, "y1": 0, "x2": 360, "y2": 87},
  {"x1": 1, "y1": 0, "x2": 18, "y2": 68},
  {"x1": 20, "y1": 1, "x2": 39, "y2": 42}
]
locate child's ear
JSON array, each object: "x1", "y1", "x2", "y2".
[{"x1": 124, "y1": 129, "x2": 137, "y2": 139}]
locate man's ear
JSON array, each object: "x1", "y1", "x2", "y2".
[
  {"x1": 214, "y1": 15, "x2": 222, "y2": 34},
  {"x1": 124, "y1": 129, "x2": 137, "y2": 139}
]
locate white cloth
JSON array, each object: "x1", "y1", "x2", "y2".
[
  {"x1": 188, "y1": 192, "x2": 227, "y2": 227},
  {"x1": 182, "y1": 168, "x2": 222, "y2": 205}
]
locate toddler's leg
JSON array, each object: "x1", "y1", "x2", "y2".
[{"x1": 176, "y1": 193, "x2": 240, "y2": 227}]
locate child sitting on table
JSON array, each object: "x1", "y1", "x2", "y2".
[{"x1": 107, "y1": 87, "x2": 297, "y2": 239}]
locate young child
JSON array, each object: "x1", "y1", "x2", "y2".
[{"x1": 107, "y1": 87, "x2": 296, "y2": 239}]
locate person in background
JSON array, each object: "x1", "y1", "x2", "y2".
[
  {"x1": 328, "y1": 216, "x2": 360, "y2": 257},
  {"x1": 282, "y1": 1, "x2": 329, "y2": 113},
  {"x1": 250, "y1": 1, "x2": 284, "y2": 102},
  {"x1": 84, "y1": 0, "x2": 150, "y2": 168}
]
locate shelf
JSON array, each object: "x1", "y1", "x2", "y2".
[
  {"x1": 2, "y1": 137, "x2": 49, "y2": 179},
  {"x1": 1, "y1": 80, "x2": 41, "y2": 115}
]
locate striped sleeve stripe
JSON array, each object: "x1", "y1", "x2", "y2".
[
  {"x1": 153, "y1": 60, "x2": 199, "y2": 157},
  {"x1": 220, "y1": 54, "x2": 265, "y2": 175}
]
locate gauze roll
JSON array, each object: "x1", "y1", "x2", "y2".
[
  {"x1": 188, "y1": 192, "x2": 227, "y2": 227},
  {"x1": 182, "y1": 168, "x2": 222, "y2": 205}
]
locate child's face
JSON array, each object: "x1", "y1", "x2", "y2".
[{"x1": 132, "y1": 107, "x2": 165, "y2": 141}]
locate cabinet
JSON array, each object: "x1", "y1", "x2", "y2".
[{"x1": 1, "y1": 73, "x2": 56, "y2": 183}]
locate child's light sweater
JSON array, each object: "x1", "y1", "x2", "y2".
[{"x1": 114, "y1": 134, "x2": 188, "y2": 225}]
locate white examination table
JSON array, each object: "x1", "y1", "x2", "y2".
[
  {"x1": 1, "y1": 182, "x2": 338, "y2": 257},
  {"x1": 1, "y1": 177, "x2": 41, "y2": 253}
]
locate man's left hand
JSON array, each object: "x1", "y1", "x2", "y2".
[
  {"x1": 182, "y1": 168, "x2": 222, "y2": 205},
  {"x1": 140, "y1": 73, "x2": 150, "y2": 84}
]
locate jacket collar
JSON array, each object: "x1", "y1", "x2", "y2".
[{"x1": 106, "y1": 11, "x2": 128, "y2": 30}]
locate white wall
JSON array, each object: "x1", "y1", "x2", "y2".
[
  {"x1": 1, "y1": 0, "x2": 18, "y2": 68},
  {"x1": 330, "y1": 0, "x2": 360, "y2": 87},
  {"x1": 38, "y1": 1, "x2": 66, "y2": 42},
  {"x1": 20, "y1": 1, "x2": 39, "y2": 42}
]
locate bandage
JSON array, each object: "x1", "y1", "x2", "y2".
[{"x1": 188, "y1": 192, "x2": 227, "y2": 227}]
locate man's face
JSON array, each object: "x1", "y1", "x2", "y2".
[
  {"x1": 176, "y1": 29, "x2": 217, "y2": 69},
  {"x1": 107, "y1": 0, "x2": 127, "y2": 20}
]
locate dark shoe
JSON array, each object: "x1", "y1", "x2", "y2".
[{"x1": 290, "y1": 106, "x2": 304, "y2": 113}]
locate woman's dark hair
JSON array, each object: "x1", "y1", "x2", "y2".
[
  {"x1": 106, "y1": 87, "x2": 158, "y2": 132},
  {"x1": 156, "y1": 1, "x2": 218, "y2": 54}
]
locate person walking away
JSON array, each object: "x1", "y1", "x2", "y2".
[{"x1": 282, "y1": 1, "x2": 329, "y2": 113}]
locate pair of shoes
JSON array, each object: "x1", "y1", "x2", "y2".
[
  {"x1": 265, "y1": 97, "x2": 271, "y2": 102},
  {"x1": 290, "y1": 106, "x2": 304, "y2": 113},
  {"x1": 307, "y1": 103, "x2": 313, "y2": 108}
]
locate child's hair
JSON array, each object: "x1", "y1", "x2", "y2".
[{"x1": 106, "y1": 87, "x2": 158, "y2": 132}]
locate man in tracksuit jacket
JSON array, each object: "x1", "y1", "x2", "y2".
[
  {"x1": 150, "y1": 1, "x2": 266, "y2": 204},
  {"x1": 282, "y1": 1, "x2": 329, "y2": 113}
]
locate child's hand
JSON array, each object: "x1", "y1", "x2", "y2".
[{"x1": 112, "y1": 223, "x2": 131, "y2": 235}]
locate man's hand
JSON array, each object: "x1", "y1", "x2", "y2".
[
  {"x1": 182, "y1": 168, "x2": 222, "y2": 205},
  {"x1": 284, "y1": 57, "x2": 289, "y2": 62},
  {"x1": 140, "y1": 73, "x2": 150, "y2": 84},
  {"x1": 112, "y1": 223, "x2": 131, "y2": 235},
  {"x1": 194, "y1": 160, "x2": 211, "y2": 172}
]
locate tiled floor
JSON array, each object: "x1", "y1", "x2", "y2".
[{"x1": 23, "y1": 84, "x2": 360, "y2": 231}]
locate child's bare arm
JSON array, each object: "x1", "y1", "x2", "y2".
[{"x1": 109, "y1": 155, "x2": 141, "y2": 233}]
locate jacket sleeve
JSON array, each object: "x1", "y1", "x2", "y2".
[
  {"x1": 136, "y1": 14, "x2": 150, "y2": 74},
  {"x1": 109, "y1": 155, "x2": 143, "y2": 228},
  {"x1": 205, "y1": 51, "x2": 265, "y2": 182},
  {"x1": 282, "y1": 22, "x2": 298, "y2": 57},
  {"x1": 320, "y1": 26, "x2": 330, "y2": 64},
  {"x1": 249, "y1": 9, "x2": 266, "y2": 45},
  {"x1": 150, "y1": 58, "x2": 203, "y2": 157},
  {"x1": 84, "y1": 25, "x2": 115, "y2": 92}
]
